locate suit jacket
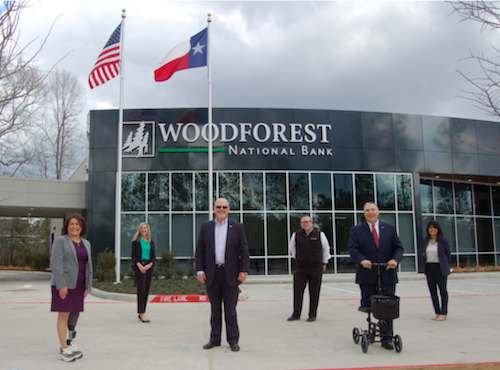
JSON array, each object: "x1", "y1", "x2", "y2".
[
  {"x1": 50, "y1": 235, "x2": 93, "y2": 291},
  {"x1": 348, "y1": 221, "x2": 404, "y2": 285},
  {"x1": 195, "y1": 219, "x2": 250, "y2": 287},
  {"x1": 131, "y1": 240, "x2": 156, "y2": 272},
  {"x1": 422, "y1": 236, "x2": 452, "y2": 277}
]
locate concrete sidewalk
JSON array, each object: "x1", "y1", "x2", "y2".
[{"x1": 1, "y1": 270, "x2": 499, "y2": 370}]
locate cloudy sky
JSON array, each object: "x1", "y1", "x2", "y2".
[{"x1": 17, "y1": 0, "x2": 500, "y2": 132}]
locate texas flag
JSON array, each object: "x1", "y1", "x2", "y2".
[{"x1": 154, "y1": 28, "x2": 208, "y2": 82}]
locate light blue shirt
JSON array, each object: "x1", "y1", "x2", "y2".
[{"x1": 214, "y1": 218, "x2": 228, "y2": 264}]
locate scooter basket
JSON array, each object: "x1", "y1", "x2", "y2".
[{"x1": 370, "y1": 294, "x2": 400, "y2": 321}]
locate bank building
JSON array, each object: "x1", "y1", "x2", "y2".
[{"x1": 87, "y1": 107, "x2": 500, "y2": 276}]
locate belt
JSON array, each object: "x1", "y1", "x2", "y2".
[{"x1": 216, "y1": 264, "x2": 225, "y2": 268}]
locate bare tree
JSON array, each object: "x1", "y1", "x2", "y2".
[
  {"x1": 36, "y1": 68, "x2": 85, "y2": 179},
  {"x1": 449, "y1": 1, "x2": 500, "y2": 120},
  {"x1": 0, "y1": 1, "x2": 60, "y2": 176}
]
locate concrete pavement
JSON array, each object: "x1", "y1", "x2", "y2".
[{"x1": 1, "y1": 270, "x2": 499, "y2": 370}]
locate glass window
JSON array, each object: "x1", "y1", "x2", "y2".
[
  {"x1": 242, "y1": 173, "x2": 263, "y2": 210},
  {"x1": 148, "y1": 214, "x2": 169, "y2": 255},
  {"x1": 195, "y1": 214, "x2": 209, "y2": 243},
  {"x1": 243, "y1": 213, "x2": 264, "y2": 256},
  {"x1": 121, "y1": 214, "x2": 145, "y2": 257},
  {"x1": 289, "y1": 173, "x2": 310, "y2": 210},
  {"x1": 476, "y1": 218, "x2": 494, "y2": 252},
  {"x1": 266, "y1": 173, "x2": 287, "y2": 210},
  {"x1": 376, "y1": 174, "x2": 395, "y2": 210},
  {"x1": 454, "y1": 183, "x2": 472, "y2": 215},
  {"x1": 436, "y1": 216, "x2": 457, "y2": 253},
  {"x1": 267, "y1": 213, "x2": 288, "y2": 256},
  {"x1": 474, "y1": 184, "x2": 492, "y2": 216},
  {"x1": 420, "y1": 179, "x2": 433, "y2": 214},
  {"x1": 219, "y1": 172, "x2": 240, "y2": 210},
  {"x1": 172, "y1": 214, "x2": 193, "y2": 257},
  {"x1": 492, "y1": 186, "x2": 500, "y2": 216},
  {"x1": 495, "y1": 219, "x2": 500, "y2": 252},
  {"x1": 355, "y1": 174, "x2": 374, "y2": 210},
  {"x1": 479, "y1": 254, "x2": 495, "y2": 266},
  {"x1": 171, "y1": 173, "x2": 192, "y2": 211},
  {"x1": 122, "y1": 173, "x2": 145, "y2": 211},
  {"x1": 195, "y1": 172, "x2": 208, "y2": 211},
  {"x1": 312, "y1": 212, "x2": 333, "y2": 255},
  {"x1": 148, "y1": 173, "x2": 169, "y2": 211},
  {"x1": 334, "y1": 174, "x2": 354, "y2": 210},
  {"x1": 379, "y1": 213, "x2": 396, "y2": 227},
  {"x1": 457, "y1": 217, "x2": 475, "y2": 253},
  {"x1": 249, "y1": 258, "x2": 265, "y2": 275},
  {"x1": 400, "y1": 256, "x2": 416, "y2": 272},
  {"x1": 458, "y1": 254, "x2": 477, "y2": 267},
  {"x1": 434, "y1": 181, "x2": 454, "y2": 214},
  {"x1": 268, "y1": 258, "x2": 289, "y2": 275},
  {"x1": 398, "y1": 214, "x2": 415, "y2": 253},
  {"x1": 289, "y1": 213, "x2": 303, "y2": 234},
  {"x1": 337, "y1": 257, "x2": 356, "y2": 274},
  {"x1": 335, "y1": 213, "x2": 354, "y2": 255},
  {"x1": 397, "y1": 174, "x2": 413, "y2": 211},
  {"x1": 312, "y1": 173, "x2": 332, "y2": 210}
]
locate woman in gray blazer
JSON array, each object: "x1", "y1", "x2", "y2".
[
  {"x1": 423, "y1": 220, "x2": 452, "y2": 322},
  {"x1": 50, "y1": 214, "x2": 92, "y2": 362}
]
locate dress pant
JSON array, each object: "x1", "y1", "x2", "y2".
[
  {"x1": 426, "y1": 263, "x2": 449, "y2": 315},
  {"x1": 206, "y1": 266, "x2": 240, "y2": 345},
  {"x1": 360, "y1": 283, "x2": 396, "y2": 342},
  {"x1": 292, "y1": 264, "x2": 323, "y2": 318},
  {"x1": 135, "y1": 263, "x2": 153, "y2": 314}
]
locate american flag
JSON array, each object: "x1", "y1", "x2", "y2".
[{"x1": 89, "y1": 24, "x2": 121, "y2": 89}]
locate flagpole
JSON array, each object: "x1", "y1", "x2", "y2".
[
  {"x1": 114, "y1": 9, "x2": 126, "y2": 284},
  {"x1": 207, "y1": 13, "x2": 213, "y2": 220}
]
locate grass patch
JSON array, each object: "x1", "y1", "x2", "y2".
[{"x1": 92, "y1": 277, "x2": 206, "y2": 295}]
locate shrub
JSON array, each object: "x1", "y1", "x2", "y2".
[
  {"x1": 175, "y1": 266, "x2": 186, "y2": 278},
  {"x1": 96, "y1": 249, "x2": 115, "y2": 282},
  {"x1": 156, "y1": 250, "x2": 177, "y2": 277},
  {"x1": 31, "y1": 252, "x2": 50, "y2": 270}
]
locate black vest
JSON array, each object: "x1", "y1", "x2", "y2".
[{"x1": 295, "y1": 228, "x2": 323, "y2": 267}]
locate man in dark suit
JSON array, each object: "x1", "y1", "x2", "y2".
[
  {"x1": 348, "y1": 201, "x2": 403, "y2": 350},
  {"x1": 196, "y1": 198, "x2": 250, "y2": 352}
]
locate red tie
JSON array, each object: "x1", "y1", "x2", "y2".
[{"x1": 372, "y1": 224, "x2": 379, "y2": 248}]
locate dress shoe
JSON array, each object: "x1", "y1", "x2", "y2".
[
  {"x1": 230, "y1": 344, "x2": 240, "y2": 352},
  {"x1": 358, "y1": 306, "x2": 372, "y2": 313},
  {"x1": 287, "y1": 315, "x2": 299, "y2": 321},
  {"x1": 138, "y1": 315, "x2": 150, "y2": 323},
  {"x1": 381, "y1": 342, "x2": 394, "y2": 350},
  {"x1": 203, "y1": 341, "x2": 220, "y2": 350},
  {"x1": 435, "y1": 315, "x2": 447, "y2": 321},
  {"x1": 306, "y1": 317, "x2": 316, "y2": 322}
]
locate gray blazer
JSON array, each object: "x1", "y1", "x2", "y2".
[{"x1": 50, "y1": 235, "x2": 93, "y2": 291}]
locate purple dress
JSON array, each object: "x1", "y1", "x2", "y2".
[{"x1": 51, "y1": 241, "x2": 88, "y2": 312}]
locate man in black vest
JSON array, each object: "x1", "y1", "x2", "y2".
[{"x1": 287, "y1": 215, "x2": 331, "y2": 322}]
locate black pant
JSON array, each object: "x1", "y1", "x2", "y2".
[
  {"x1": 206, "y1": 267, "x2": 240, "y2": 345},
  {"x1": 360, "y1": 283, "x2": 396, "y2": 341},
  {"x1": 292, "y1": 264, "x2": 323, "y2": 318},
  {"x1": 135, "y1": 264, "x2": 153, "y2": 314},
  {"x1": 426, "y1": 263, "x2": 448, "y2": 315}
]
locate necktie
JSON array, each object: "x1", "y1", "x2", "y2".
[{"x1": 372, "y1": 224, "x2": 379, "y2": 248}]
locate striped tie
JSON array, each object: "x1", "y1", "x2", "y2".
[{"x1": 372, "y1": 225, "x2": 379, "y2": 248}]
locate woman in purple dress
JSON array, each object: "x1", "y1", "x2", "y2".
[{"x1": 50, "y1": 214, "x2": 93, "y2": 362}]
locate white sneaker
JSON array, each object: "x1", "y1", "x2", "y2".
[
  {"x1": 59, "y1": 347, "x2": 76, "y2": 362},
  {"x1": 69, "y1": 344, "x2": 83, "y2": 359}
]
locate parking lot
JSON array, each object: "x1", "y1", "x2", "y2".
[{"x1": 1, "y1": 270, "x2": 499, "y2": 370}]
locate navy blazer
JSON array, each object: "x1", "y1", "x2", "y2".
[
  {"x1": 422, "y1": 236, "x2": 452, "y2": 277},
  {"x1": 195, "y1": 219, "x2": 250, "y2": 287},
  {"x1": 348, "y1": 221, "x2": 404, "y2": 285},
  {"x1": 131, "y1": 240, "x2": 156, "y2": 272}
]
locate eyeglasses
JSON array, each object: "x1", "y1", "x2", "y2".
[{"x1": 215, "y1": 205, "x2": 228, "y2": 209}]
